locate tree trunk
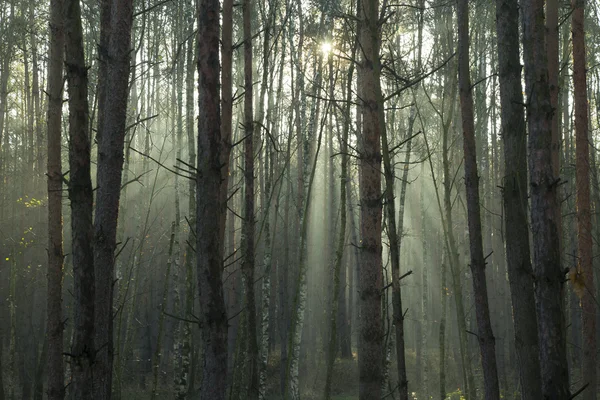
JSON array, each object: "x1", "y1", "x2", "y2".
[
  {"x1": 380, "y1": 97, "x2": 409, "y2": 400},
  {"x1": 242, "y1": 0, "x2": 259, "y2": 396},
  {"x1": 495, "y1": 0, "x2": 542, "y2": 398},
  {"x1": 457, "y1": 1, "x2": 500, "y2": 399},
  {"x1": 93, "y1": 2, "x2": 134, "y2": 398},
  {"x1": 45, "y1": 0, "x2": 65, "y2": 397},
  {"x1": 358, "y1": 0, "x2": 384, "y2": 398},
  {"x1": 150, "y1": 223, "x2": 176, "y2": 400},
  {"x1": 572, "y1": 1, "x2": 596, "y2": 398},
  {"x1": 324, "y1": 41, "x2": 355, "y2": 400},
  {"x1": 520, "y1": 0, "x2": 570, "y2": 397},
  {"x1": 64, "y1": 0, "x2": 95, "y2": 396},
  {"x1": 196, "y1": 0, "x2": 229, "y2": 397}
]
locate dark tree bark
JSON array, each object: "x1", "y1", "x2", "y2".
[
  {"x1": 218, "y1": 0, "x2": 233, "y2": 264},
  {"x1": 46, "y1": 0, "x2": 65, "y2": 398},
  {"x1": 381, "y1": 86, "x2": 409, "y2": 400},
  {"x1": 572, "y1": 1, "x2": 596, "y2": 398},
  {"x1": 196, "y1": 0, "x2": 229, "y2": 397},
  {"x1": 93, "y1": 2, "x2": 134, "y2": 398},
  {"x1": 547, "y1": 0, "x2": 560, "y2": 181},
  {"x1": 457, "y1": 2, "x2": 500, "y2": 399},
  {"x1": 358, "y1": 0, "x2": 384, "y2": 398},
  {"x1": 520, "y1": 0, "x2": 570, "y2": 397},
  {"x1": 495, "y1": 0, "x2": 542, "y2": 399},
  {"x1": 0, "y1": 346, "x2": 4, "y2": 400},
  {"x1": 242, "y1": 0, "x2": 259, "y2": 396},
  {"x1": 64, "y1": 0, "x2": 95, "y2": 396}
]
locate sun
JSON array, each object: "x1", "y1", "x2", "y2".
[{"x1": 321, "y1": 41, "x2": 333, "y2": 55}]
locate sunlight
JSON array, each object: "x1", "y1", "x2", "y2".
[{"x1": 320, "y1": 41, "x2": 333, "y2": 55}]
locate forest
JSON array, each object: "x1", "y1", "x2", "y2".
[{"x1": 0, "y1": 0, "x2": 599, "y2": 399}]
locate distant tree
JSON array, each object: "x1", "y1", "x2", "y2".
[
  {"x1": 572, "y1": 1, "x2": 596, "y2": 398},
  {"x1": 242, "y1": 0, "x2": 259, "y2": 396}
]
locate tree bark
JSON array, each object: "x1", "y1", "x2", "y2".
[
  {"x1": 45, "y1": 0, "x2": 65, "y2": 397},
  {"x1": 324, "y1": 43, "x2": 354, "y2": 399},
  {"x1": 93, "y1": 2, "x2": 134, "y2": 398},
  {"x1": 457, "y1": 1, "x2": 500, "y2": 399},
  {"x1": 495, "y1": 1, "x2": 543, "y2": 399},
  {"x1": 64, "y1": 0, "x2": 95, "y2": 396},
  {"x1": 381, "y1": 95, "x2": 409, "y2": 400},
  {"x1": 242, "y1": 0, "x2": 259, "y2": 396},
  {"x1": 520, "y1": 0, "x2": 570, "y2": 397},
  {"x1": 196, "y1": 0, "x2": 229, "y2": 396},
  {"x1": 358, "y1": 0, "x2": 384, "y2": 398},
  {"x1": 572, "y1": 1, "x2": 596, "y2": 398}
]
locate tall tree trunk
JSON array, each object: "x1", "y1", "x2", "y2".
[
  {"x1": 358, "y1": 0, "x2": 384, "y2": 398},
  {"x1": 45, "y1": 0, "x2": 65, "y2": 397},
  {"x1": 64, "y1": 0, "x2": 95, "y2": 396},
  {"x1": 0, "y1": 346, "x2": 4, "y2": 400},
  {"x1": 219, "y1": 0, "x2": 233, "y2": 262},
  {"x1": 520, "y1": 0, "x2": 570, "y2": 397},
  {"x1": 495, "y1": 1, "x2": 543, "y2": 399},
  {"x1": 324, "y1": 42, "x2": 355, "y2": 399},
  {"x1": 419, "y1": 164, "x2": 429, "y2": 400},
  {"x1": 196, "y1": 0, "x2": 229, "y2": 397},
  {"x1": 380, "y1": 100, "x2": 410, "y2": 400},
  {"x1": 572, "y1": 1, "x2": 596, "y2": 398},
  {"x1": 93, "y1": 2, "x2": 134, "y2": 398},
  {"x1": 242, "y1": 0, "x2": 259, "y2": 396},
  {"x1": 547, "y1": 0, "x2": 561, "y2": 188},
  {"x1": 457, "y1": 1, "x2": 500, "y2": 399},
  {"x1": 150, "y1": 223, "x2": 176, "y2": 400}
]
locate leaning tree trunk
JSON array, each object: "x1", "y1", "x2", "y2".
[
  {"x1": 457, "y1": 1, "x2": 500, "y2": 399},
  {"x1": 572, "y1": 1, "x2": 596, "y2": 398},
  {"x1": 64, "y1": 0, "x2": 95, "y2": 396},
  {"x1": 495, "y1": 0, "x2": 542, "y2": 399},
  {"x1": 45, "y1": 0, "x2": 65, "y2": 397},
  {"x1": 520, "y1": 0, "x2": 570, "y2": 397},
  {"x1": 196, "y1": 0, "x2": 229, "y2": 397},
  {"x1": 93, "y1": 2, "x2": 134, "y2": 398},
  {"x1": 358, "y1": 0, "x2": 384, "y2": 398}
]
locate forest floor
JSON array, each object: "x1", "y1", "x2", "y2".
[{"x1": 119, "y1": 347, "x2": 462, "y2": 399}]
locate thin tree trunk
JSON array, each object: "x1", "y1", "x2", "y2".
[
  {"x1": 457, "y1": 1, "x2": 500, "y2": 399},
  {"x1": 0, "y1": 346, "x2": 4, "y2": 400},
  {"x1": 495, "y1": 0, "x2": 542, "y2": 398},
  {"x1": 380, "y1": 98, "x2": 409, "y2": 400},
  {"x1": 151, "y1": 223, "x2": 176, "y2": 400},
  {"x1": 284, "y1": 76, "x2": 327, "y2": 400},
  {"x1": 324, "y1": 42, "x2": 354, "y2": 399},
  {"x1": 196, "y1": 0, "x2": 229, "y2": 396},
  {"x1": 64, "y1": 0, "x2": 95, "y2": 396},
  {"x1": 242, "y1": 0, "x2": 259, "y2": 396},
  {"x1": 45, "y1": 0, "x2": 65, "y2": 397},
  {"x1": 419, "y1": 163, "x2": 429, "y2": 400},
  {"x1": 521, "y1": 0, "x2": 570, "y2": 397},
  {"x1": 572, "y1": 1, "x2": 596, "y2": 398},
  {"x1": 219, "y1": 0, "x2": 233, "y2": 262}
]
